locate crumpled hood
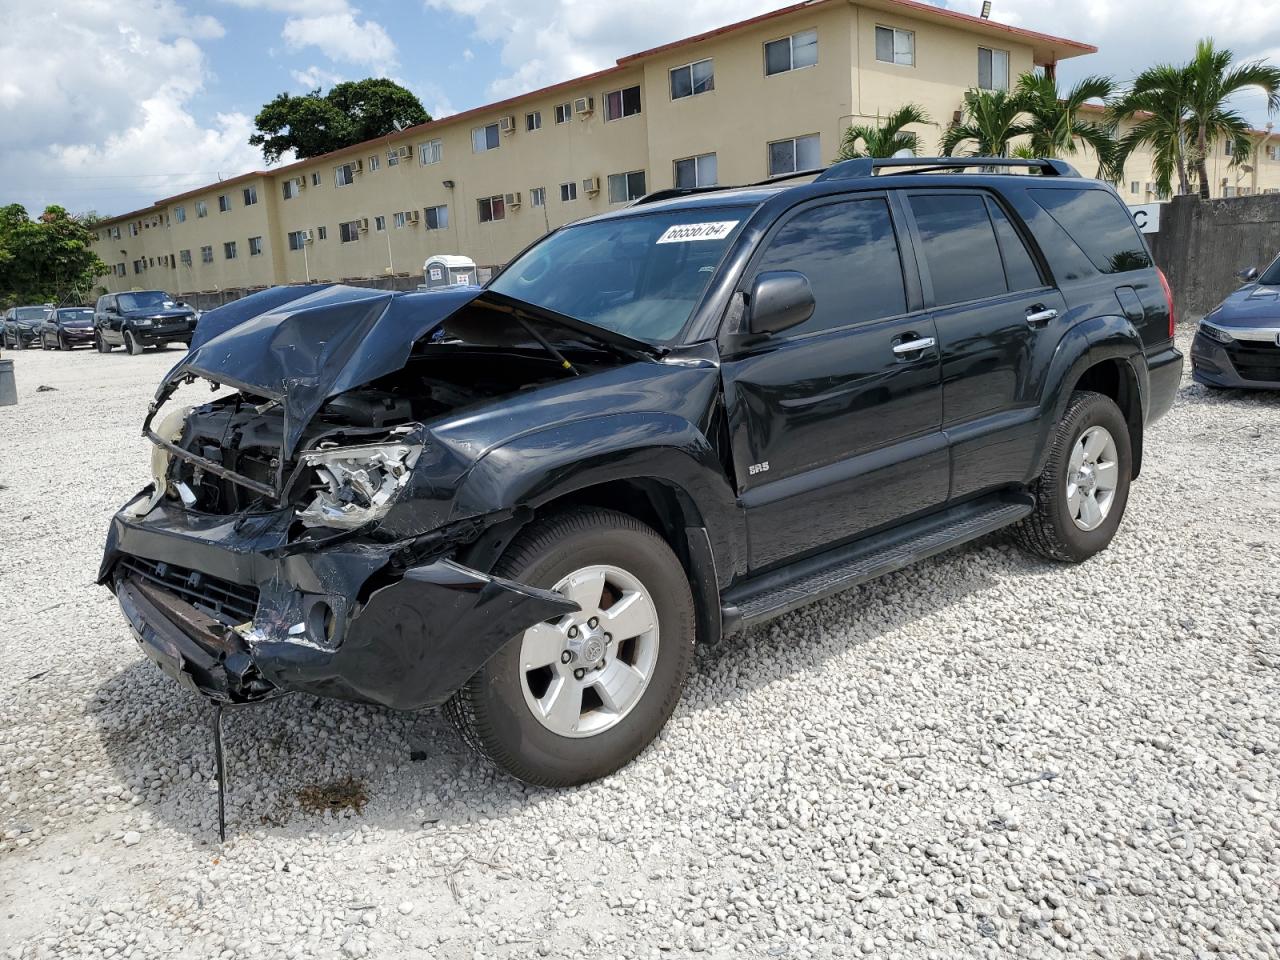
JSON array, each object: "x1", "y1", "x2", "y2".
[
  {"x1": 163, "y1": 284, "x2": 484, "y2": 454},
  {"x1": 1208, "y1": 283, "x2": 1280, "y2": 327}
]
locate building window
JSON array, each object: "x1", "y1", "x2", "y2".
[
  {"x1": 339, "y1": 220, "x2": 361, "y2": 243},
  {"x1": 765, "y1": 29, "x2": 818, "y2": 75},
  {"x1": 674, "y1": 153, "x2": 718, "y2": 188},
  {"x1": 311, "y1": 172, "x2": 322, "y2": 186},
  {"x1": 554, "y1": 102, "x2": 572, "y2": 124},
  {"x1": 607, "y1": 170, "x2": 647, "y2": 203},
  {"x1": 218, "y1": 194, "x2": 231, "y2": 213},
  {"x1": 179, "y1": 249, "x2": 192, "y2": 266},
  {"x1": 374, "y1": 215, "x2": 386, "y2": 232},
  {"x1": 768, "y1": 134, "x2": 821, "y2": 176},
  {"x1": 223, "y1": 241, "x2": 237, "y2": 259},
  {"x1": 335, "y1": 163, "x2": 357, "y2": 187},
  {"x1": 288, "y1": 230, "x2": 307, "y2": 251},
  {"x1": 604, "y1": 85, "x2": 642, "y2": 121},
  {"x1": 526, "y1": 111, "x2": 542, "y2": 131},
  {"x1": 316, "y1": 225, "x2": 327, "y2": 240},
  {"x1": 393, "y1": 212, "x2": 406, "y2": 229},
  {"x1": 477, "y1": 195, "x2": 506, "y2": 222},
  {"x1": 201, "y1": 245, "x2": 213, "y2": 263},
  {"x1": 670, "y1": 59, "x2": 714, "y2": 100},
  {"x1": 420, "y1": 139, "x2": 443, "y2": 165},
  {"x1": 1130, "y1": 181, "x2": 1140, "y2": 194},
  {"x1": 282, "y1": 179, "x2": 299, "y2": 200},
  {"x1": 243, "y1": 186, "x2": 258, "y2": 206},
  {"x1": 387, "y1": 148, "x2": 401, "y2": 166},
  {"x1": 560, "y1": 181, "x2": 578, "y2": 202},
  {"x1": 472, "y1": 123, "x2": 500, "y2": 153},
  {"x1": 248, "y1": 236, "x2": 263, "y2": 256},
  {"x1": 978, "y1": 46, "x2": 1009, "y2": 90},
  {"x1": 875, "y1": 25, "x2": 914, "y2": 66},
  {"x1": 115, "y1": 262, "x2": 125, "y2": 276},
  {"x1": 174, "y1": 206, "x2": 186, "y2": 223},
  {"x1": 129, "y1": 222, "x2": 139, "y2": 237},
  {"x1": 530, "y1": 187, "x2": 546, "y2": 207},
  {"x1": 1268, "y1": 145, "x2": 1280, "y2": 161},
  {"x1": 425, "y1": 205, "x2": 449, "y2": 230},
  {"x1": 1225, "y1": 140, "x2": 1235, "y2": 157}
]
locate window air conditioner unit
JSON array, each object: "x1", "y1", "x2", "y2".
[
  {"x1": 581, "y1": 176, "x2": 600, "y2": 195},
  {"x1": 352, "y1": 159, "x2": 364, "y2": 174},
  {"x1": 394, "y1": 146, "x2": 412, "y2": 160},
  {"x1": 405, "y1": 210, "x2": 420, "y2": 224},
  {"x1": 573, "y1": 96, "x2": 594, "y2": 116},
  {"x1": 359, "y1": 218, "x2": 369, "y2": 232},
  {"x1": 302, "y1": 230, "x2": 314, "y2": 243},
  {"x1": 499, "y1": 115, "x2": 517, "y2": 134},
  {"x1": 503, "y1": 191, "x2": 522, "y2": 208},
  {"x1": 295, "y1": 177, "x2": 307, "y2": 191}
]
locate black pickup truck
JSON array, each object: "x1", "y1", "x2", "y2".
[{"x1": 101, "y1": 157, "x2": 1182, "y2": 788}]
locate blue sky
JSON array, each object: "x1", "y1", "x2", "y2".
[{"x1": 2, "y1": 0, "x2": 1277, "y2": 218}]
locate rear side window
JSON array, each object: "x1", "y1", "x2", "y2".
[
  {"x1": 1028, "y1": 188, "x2": 1151, "y2": 274},
  {"x1": 753, "y1": 197, "x2": 907, "y2": 336},
  {"x1": 908, "y1": 194, "x2": 1008, "y2": 305},
  {"x1": 985, "y1": 199, "x2": 1043, "y2": 291}
]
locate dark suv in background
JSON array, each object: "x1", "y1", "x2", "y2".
[
  {"x1": 94, "y1": 290, "x2": 197, "y2": 355},
  {"x1": 37, "y1": 306, "x2": 97, "y2": 350},
  {"x1": 2, "y1": 305, "x2": 52, "y2": 349},
  {"x1": 102, "y1": 157, "x2": 1181, "y2": 790}
]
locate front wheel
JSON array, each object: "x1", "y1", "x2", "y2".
[
  {"x1": 1014, "y1": 390, "x2": 1132, "y2": 563},
  {"x1": 59, "y1": 334, "x2": 71, "y2": 351},
  {"x1": 445, "y1": 508, "x2": 695, "y2": 786},
  {"x1": 124, "y1": 331, "x2": 144, "y2": 356},
  {"x1": 96, "y1": 333, "x2": 112, "y2": 353}
]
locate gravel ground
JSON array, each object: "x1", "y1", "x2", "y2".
[{"x1": 1, "y1": 331, "x2": 1278, "y2": 960}]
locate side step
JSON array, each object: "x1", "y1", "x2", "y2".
[{"x1": 721, "y1": 494, "x2": 1033, "y2": 633}]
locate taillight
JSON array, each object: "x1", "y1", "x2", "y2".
[{"x1": 1157, "y1": 268, "x2": 1175, "y2": 339}]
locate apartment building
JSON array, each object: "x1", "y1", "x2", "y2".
[
  {"x1": 92, "y1": 0, "x2": 1098, "y2": 296},
  {"x1": 1108, "y1": 117, "x2": 1280, "y2": 203}
]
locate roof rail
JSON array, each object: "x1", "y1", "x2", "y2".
[
  {"x1": 630, "y1": 185, "x2": 727, "y2": 206},
  {"x1": 815, "y1": 157, "x2": 1081, "y2": 181}
]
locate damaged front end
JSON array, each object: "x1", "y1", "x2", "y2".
[{"x1": 99, "y1": 283, "x2": 642, "y2": 711}]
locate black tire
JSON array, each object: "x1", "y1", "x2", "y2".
[
  {"x1": 445, "y1": 508, "x2": 696, "y2": 786},
  {"x1": 40, "y1": 334, "x2": 49, "y2": 350},
  {"x1": 125, "y1": 331, "x2": 144, "y2": 356},
  {"x1": 96, "y1": 333, "x2": 112, "y2": 353},
  {"x1": 14, "y1": 334, "x2": 24, "y2": 350},
  {"x1": 1014, "y1": 390, "x2": 1132, "y2": 563},
  {"x1": 59, "y1": 334, "x2": 71, "y2": 351}
]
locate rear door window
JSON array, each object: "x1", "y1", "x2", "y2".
[
  {"x1": 751, "y1": 197, "x2": 908, "y2": 336},
  {"x1": 907, "y1": 194, "x2": 1008, "y2": 305},
  {"x1": 1028, "y1": 187, "x2": 1151, "y2": 274}
]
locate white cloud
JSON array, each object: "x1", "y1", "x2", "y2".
[
  {"x1": 291, "y1": 64, "x2": 346, "y2": 90},
  {"x1": 0, "y1": 0, "x2": 265, "y2": 217},
  {"x1": 282, "y1": 11, "x2": 398, "y2": 69}
]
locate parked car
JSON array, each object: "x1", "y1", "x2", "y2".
[
  {"x1": 101, "y1": 157, "x2": 1181, "y2": 789},
  {"x1": 94, "y1": 290, "x2": 197, "y2": 355},
  {"x1": 2, "y1": 305, "x2": 52, "y2": 349},
  {"x1": 1191, "y1": 257, "x2": 1280, "y2": 390},
  {"x1": 37, "y1": 306, "x2": 97, "y2": 350}
]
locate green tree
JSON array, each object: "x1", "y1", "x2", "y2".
[
  {"x1": 1109, "y1": 65, "x2": 1196, "y2": 197},
  {"x1": 836, "y1": 104, "x2": 931, "y2": 160},
  {"x1": 249, "y1": 78, "x2": 430, "y2": 164},
  {"x1": 0, "y1": 205, "x2": 108, "y2": 307},
  {"x1": 940, "y1": 88, "x2": 1029, "y2": 157},
  {"x1": 1016, "y1": 72, "x2": 1117, "y2": 177}
]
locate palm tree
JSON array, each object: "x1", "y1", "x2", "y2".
[
  {"x1": 1109, "y1": 65, "x2": 1195, "y2": 197},
  {"x1": 1016, "y1": 72, "x2": 1117, "y2": 178},
  {"x1": 836, "y1": 104, "x2": 931, "y2": 160},
  {"x1": 940, "y1": 88, "x2": 1029, "y2": 157},
  {"x1": 1183, "y1": 39, "x2": 1280, "y2": 198}
]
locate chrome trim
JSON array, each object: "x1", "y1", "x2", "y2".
[
  {"x1": 1025, "y1": 308, "x2": 1059, "y2": 325},
  {"x1": 893, "y1": 337, "x2": 936, "y2": 355},
  {"x1": 1200, "y1": 319, "x2": 1280, "y2": 342}
]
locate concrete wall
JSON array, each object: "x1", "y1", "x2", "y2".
[{"x1": 1149, "y1": 194, "x2": 1280, "y2": 319}]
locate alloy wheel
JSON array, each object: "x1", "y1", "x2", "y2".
[{"x1": 1067, "y1": 425, "x2": 1119, "y2": 531}]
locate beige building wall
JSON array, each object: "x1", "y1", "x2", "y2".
[{"x1": 90, "y1": 0, "x2": 1098, "y2": 297}]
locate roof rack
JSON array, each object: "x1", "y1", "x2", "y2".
[{"x1": 815, "y1": 157, "x2": 1081, "y2": 181}]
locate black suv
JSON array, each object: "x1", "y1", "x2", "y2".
[
  {"x1": 2, "y1": 305, "x2": 52, "y2": 349},
  {"x1": 101, "y1": 158, "x2": 1181, "y2": 788},
  {"x1": 94, "y1": 290, "x2": 197, "y2": 354}
]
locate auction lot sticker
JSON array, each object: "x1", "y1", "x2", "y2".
[{"x1": 657, "y1": 221, "x2": 739, "y2": 244}]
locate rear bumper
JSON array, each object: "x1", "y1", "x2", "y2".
[
  {"x1": 1191, "y1": 332, "x2": 1280, "y2": 390},
  {"x1": 1145, "y1": 344, "x2": 1183, "y2": 423},
  {"x1": 102, "y1": 494, "x2": 574, "y2": 710}
]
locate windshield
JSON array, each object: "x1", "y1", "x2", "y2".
[
  {"x1": 58, "y1": 308, "x2": 94, "y2": 323},
  {"x1": 119, "y1": 291, "x2": 176, "y2": 311},
  {"x1": 488, "y1": 207, "x2": 750, "y2": 343},
  {"x1": 15, "y1": 307, "x2": 48, "y2": 321},
  {"x1": 1257, "y1": 255, "x2": 1280, "y2": 285}
]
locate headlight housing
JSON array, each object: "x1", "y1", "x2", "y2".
[
  {"x1": 296, "y1": 442, "x2": 422, "y2": 530},
  {"x1": 134, "y1": 318, "x2": 153, "y2": 327},
  {"x1": 1197, "y1": 320, "x2": 1233, "y2": 344}
]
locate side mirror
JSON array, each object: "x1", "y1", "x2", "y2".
[
  {"x1": 748, "y1": 271, "x2": 815, "y2": 336},
  {"x1": 175, "y1": 300, "x2": 186, "y2": 306},
  {"x1": 1237, "y1": 266, "x2": 1258, "y2": 282}
]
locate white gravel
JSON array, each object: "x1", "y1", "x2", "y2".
[{"x1": 1, "y1": 332, "x2": 1279, "y2": 960}]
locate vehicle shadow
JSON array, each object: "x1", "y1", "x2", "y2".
[{"x1": 89, "y1": 531, "x2": 1036, "y2": 844}]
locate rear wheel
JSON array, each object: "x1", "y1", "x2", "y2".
[
  {"x1": 445, "y1": 508, "x2": 695, "y2": 786},
  {"x1": 1014, "y1": 390, "x2": 1132, "y2": 563},
  {"x1": 124, "y1": 331, "x2": 144, "y2": 356}
]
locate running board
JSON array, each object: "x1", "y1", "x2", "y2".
[{"x1": 721, "y1": 494, "x2": 1033, "y2": 633}]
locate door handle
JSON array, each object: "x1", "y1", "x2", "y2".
[
  {"x1": 892, "y1": 337, "x2": 936, "y2": 356},
  {"x1": 1026, "y1": 306, "x2": 1058, "y2": 327}
]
